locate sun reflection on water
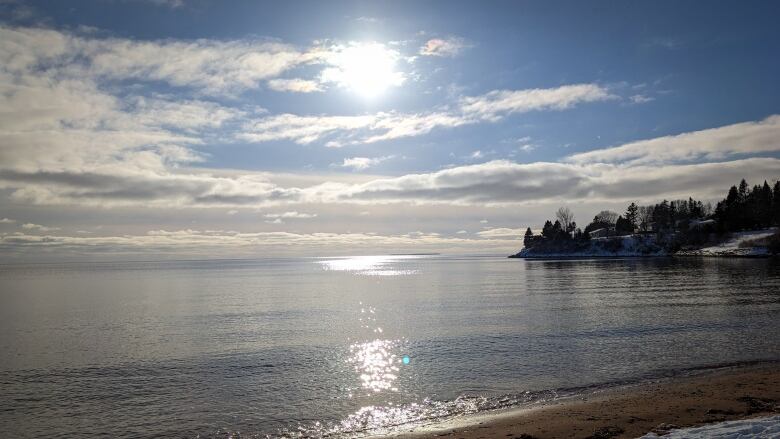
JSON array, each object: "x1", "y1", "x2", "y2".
[
  {"x1": 348, "y1": 339, "x2": 401, "y2": 393},
  {"x1": 317, "y1": 255, "x2": 420, "y2": 276}
]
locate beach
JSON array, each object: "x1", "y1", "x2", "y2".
[{"x1": 403, "y1": 364, "x2": 780, "y2": 439}]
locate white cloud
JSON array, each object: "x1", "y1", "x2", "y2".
[
  {"x1": 2, "y1": 154, "x2": 777, "y2": 211},
  {"x1": 419, "y1": 37, "x2": 470, "y2": 57},
  {"x1": 323, "y1": 157, "x2": 780, "y2": 206},
  {"x1": 629, "y1": 94, "x2": 654, "y2": 104},
  {"x1": 476, "y1": 227, "x2": 525, "y2": 238},
  {"x1": 459, "y1": 84, "x2": 616, "y2": 121},
  {"x1": 267, "y1": 78, "x2": 323, "y2": 93},
  {"x1": 519, "y1": 143, "x2": 536, "y2": 152},
  {"x1": 240, "y1": 84, "x2": 613, "y2": 145},
  {"x1": 146, "y1": 0, "x2": 185, "y2": 8},
  {"x1": 263, "y1": 211, "x2": 317, "y2": 219},
  {"x1": 568, "y1": 115, "x2": 780, "y2": 165},
  {"x1": 21, "y1": 223, "x2": 60, "y2": 232},
  {"x1": 0, "y1": 218, "x2": 16, "y2": 223},
  {"x1": 0, "y1": 26, "x2": 325, "y2": 95},
  {"x1": 239, "y1": 113, "x2": 378, "y2": 145},
  {"x1": 341, "y1": 156, "x2": 393, "y2": 171},
  {"x1": 0, "y1": 229, "x2": 523, "y2": 259}
]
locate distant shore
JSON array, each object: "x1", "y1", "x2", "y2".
[
  {"x1": 393, "y1": 363, "x2": 779, "y2": 439},
  {"x1": 510, "y1": 228, "x2": 777, "y2": 259}
]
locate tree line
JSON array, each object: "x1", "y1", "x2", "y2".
[{"x1": 524, "y1": 178, "x2": 780, "y2": 250}]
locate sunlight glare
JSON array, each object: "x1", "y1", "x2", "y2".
[
  {"x1": 348, "y1": 339, "x2": 400, "y2": 393},
  {"x1": 322, "y1": 42, "x2": 405, "y2": 98}
]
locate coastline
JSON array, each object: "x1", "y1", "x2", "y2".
[
  {"x1": 510, "y1": 228, "x2": 778, "y2": 259},
  {"x1": 389, "y1": 363, "x2": 780, "y2": 439},
  {"x1": 510, "y1": 253, "x2": 774, "y2": 259}
]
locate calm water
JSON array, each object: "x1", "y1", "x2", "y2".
[{"x1": 1, "y1": 256, "x2": 779, "y2": 438}]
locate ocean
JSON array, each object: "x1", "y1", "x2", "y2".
[{"x1": 1, "y1": 255, "x2": 779, "y2": 438}]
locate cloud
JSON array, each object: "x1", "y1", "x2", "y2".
[
  {"x1": 240, "y1": 84, "x2": 614, "y2": 145},
  {"x1": 0, "y1": 218, "x2": 16, "y2": 223},
  {"x1": 459, "y1": 84, "x2": 616, "y2": 121},
  {"x1": 476, "y1": 227, "x2": 525, "y2": 238},
  {"x1": 0, "y1": 229, "x2": 522, "y2": 259},
  {"x1": 325, "y1": 157, "x2": 780, "y2": 206},
  {"x1": 21, "y1": 223, "x2": 60, "y2": 232},
  {"x1": 629, "y1": 94, "x2": 654, "y2": 104},
  {"x1": 1, "y1": 148, "x2": 777, "y2": 211},
  {"x1": 340, "y1": 156, "x2": 393, "y2": 171},
  {"x1": 146, "y1": 0, "x2": 185, "y2": 8},
  {"x1": 419, "y1": 37, "x2": 470, "y2": 57},
  {"x1": 0, "y1": 26, "x2": 325, "y2": 95},
  {"x1": 519, "y1": 143, "x2": 536, "y2": 152},
  {"x1": 267, "y1": 78, "x2": 323, "y2": 93},
  {"x1": 263, "y1": 211, "x2": 317, "y2": 219},
  {"x1": 568, "y1": 115, "x2": 780, "y2": 165},
  {"x1": 239, "y1": 113, "x2": 379, "y2": 145}
]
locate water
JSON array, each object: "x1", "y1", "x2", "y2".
[{"x1": 1, "y1": 255, "x2": 779, "y2": 438}]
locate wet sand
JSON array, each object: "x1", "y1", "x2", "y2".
[{"x1": 400, "y1": 364, "x2": 780, "y2": 439}]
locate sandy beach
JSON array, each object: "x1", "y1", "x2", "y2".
[{"x1": 398, "y1": 364, "x2": 780, "y2": 439}]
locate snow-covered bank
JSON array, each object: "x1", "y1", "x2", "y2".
[
  {"x1": 676, "y1": 228, "x2": 777, "y2": 257},
  {"x1": 510, "y1": 234, "x2": 667, "y2": 258},
  {"x1": 639, "y1": 414, "x2": 780, "y2": 438},
  {"x1": 511, "y1": 228, "x2": 778, "y2": 259}
]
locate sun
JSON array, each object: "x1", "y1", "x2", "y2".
[{"x1": 322, "y1": 42, "x2": 405, "y2": 98}]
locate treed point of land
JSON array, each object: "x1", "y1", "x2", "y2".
[{"x1": 515, "y1": 178, "x2": 780, "y2": 257}]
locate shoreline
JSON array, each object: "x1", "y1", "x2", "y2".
[
  {"x1": 509, "y1": 254, "x2": 775, "y2": 259},
  {"x1": 387, "y1": 363, "x2": 780, "y2": 439}
]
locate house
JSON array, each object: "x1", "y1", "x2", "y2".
[
  {"x1": 689, "y1": 219, "x2": 716, "y2": 229},
  {"x1": 589, "y1": 227, "x2": 611, "y2": 238}
]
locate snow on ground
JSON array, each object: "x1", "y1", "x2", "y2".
[
  {"x1": 639, "y1": 414, "x2": 780, "y2": 438},
  {"x1": 680, "y1": 228, "x2": 777, "y2": 257}
]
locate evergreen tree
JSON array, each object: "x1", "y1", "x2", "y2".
[
  {"x1": 542, "y1": 220, "x2": 553, "y2": 238},
  {"x1": 615, "y1": 215, "x2": 633, "y2": 235},
  {"x1": 738, "y1": 179, "x2": 749, "y2": 202},
  {"x1": 759, "y1": 181, "x2": 772, "y2": 227},
  {"x1": 523, "y1": 227, "x2": 534, "y2": 248},
  {"x1": 773, "y1": 181, "x2": 780, "y2": 225},
  {"x1": 625, "y1": 202, "x2": 638, "y2": 230},
  {"x1": 723, "y1": 185, "x2": 740, "y2": 230},
  {"x1": 551, "y1": 220, "x2": 563, "y2": 240},
  {"x1": 653, "y1": 200, "x2": 672, "y2": 230}
]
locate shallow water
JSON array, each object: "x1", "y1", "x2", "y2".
[{"x1": 1, "y1": 255, "x2": 779, "y2": 437}]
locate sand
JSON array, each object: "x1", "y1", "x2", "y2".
[{"x1": 396, "y1": 364, "x2": 780, "y2": 439}]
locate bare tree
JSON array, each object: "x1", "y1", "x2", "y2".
[
  {"x1": 702, "y1": 202, "x2": 713, "y2": 217},
  {"x1": 637, "y1": 206, "x2": 653, "y2": 232},
  {"x1": 594, "y1": 210, "x2": 618, "y2": 226},
  {"x1": 556, "y1": 206, "x2": 575, "y2": 233}
]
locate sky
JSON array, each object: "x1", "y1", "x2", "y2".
[{"x1": 1, "y1": 0, "x2": 779, "y2": 261}]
